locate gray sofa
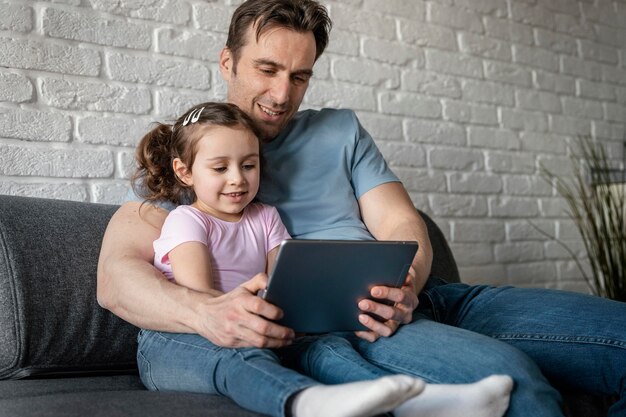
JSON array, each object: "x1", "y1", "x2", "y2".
[{"x1": 0, "y1": 194, "x2": 614, "y2": 416}]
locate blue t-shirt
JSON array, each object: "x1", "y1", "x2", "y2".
[
  {"x1": 129, "y1": 108, "x2": 400, "y2": 240},
  {"x1": 257, "y1": 108, "x2": 399, "y2": 240}
]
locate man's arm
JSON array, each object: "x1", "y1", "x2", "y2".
[
  {"x1": 97, "y1": 201, "x2": 294, "y2": 348},
  {"x1": 355, "y1": 181, "x2": 433, "y2": 341}
]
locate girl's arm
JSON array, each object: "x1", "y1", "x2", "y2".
[
  {"x1": 266, "y1": 246, "x2": 280, "y2": 275},
  {"x1": 168, "y1": 242, "x2": 221, "y2": 295}
]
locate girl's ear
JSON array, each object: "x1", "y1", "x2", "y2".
[{"x1": 173, "y1": 158, "x2": 193, "y2": 186}]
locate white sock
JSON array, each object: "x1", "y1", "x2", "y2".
[
  {"x1": 394, "y1": 375, "x2": 514, "y2": 417},
  {"x1": 292, "y1": 375, "x2": 426, "y2": 417}
]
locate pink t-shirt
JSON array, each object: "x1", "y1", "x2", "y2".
[{"x1": 153, "y1": 203, "x2": 290, "y2": 293}]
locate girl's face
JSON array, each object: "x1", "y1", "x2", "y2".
[{"x1": 175, "y1": 124, "x2": 260, "y2": 222}]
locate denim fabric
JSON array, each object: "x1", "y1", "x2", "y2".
[{"x1": 412, "y1": 277, "x2": 626, "y2": 416}]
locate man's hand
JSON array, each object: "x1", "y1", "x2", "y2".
[
  {"x1": 355, "y1": 272, "x2": 419, "y2": 342},
  {"x1": 197, "y1": 273, "x2": 295, "y2": 348}
]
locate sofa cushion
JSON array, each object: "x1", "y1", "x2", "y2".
[{"x1": 0, "y1": 195, "x2": 139, "y2": 379}]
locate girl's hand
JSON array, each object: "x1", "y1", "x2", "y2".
[{"x1": 354, "y1": 273, "x2": 418, "y2": 342}]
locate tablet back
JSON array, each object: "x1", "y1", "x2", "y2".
[{"x1": 262, "y1": 240, "x2": 418, "y2": 333}]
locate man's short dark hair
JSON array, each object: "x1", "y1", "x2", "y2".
[{"x1": 226, "y1": 0, "x2": 332, "y2": 68}]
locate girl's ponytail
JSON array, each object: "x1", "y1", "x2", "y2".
[{"x1": 131, "y1": 122, "x2": 193, "y2": 205}]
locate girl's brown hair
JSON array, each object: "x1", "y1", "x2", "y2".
[{"x1": 132, "y1": 102, "x2": 261, "y2": 206}]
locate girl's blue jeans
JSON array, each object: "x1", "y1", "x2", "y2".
[{"x1": 137, "y1": 277, "x2": 626, "y2": 417}]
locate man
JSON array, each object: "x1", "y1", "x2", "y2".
[{"x1": 98, "y1": 1, "x2": 626, "y2": 416}]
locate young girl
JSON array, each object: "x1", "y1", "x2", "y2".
[{"x1": 132, "y1": 102, "x2": 513, "y2": 417}]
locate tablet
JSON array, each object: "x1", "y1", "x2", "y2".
[{"x1": 260, "y1": 239, "x2": 418, "y2": 333}]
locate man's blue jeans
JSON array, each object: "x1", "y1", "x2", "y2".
[{"x1": 137, "y1": 278, "x2": 626, "y2": 417}]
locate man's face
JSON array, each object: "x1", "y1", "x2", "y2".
[{"x1": 220, "y1": 25, "x2": 317, "y2": 142}]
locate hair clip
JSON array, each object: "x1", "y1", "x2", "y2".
[{"x1": 183, "y1": 107, "x2": 205, "y2": 126}]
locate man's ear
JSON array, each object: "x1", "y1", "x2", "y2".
[
  {"x1": 219, "y1": 47, "x2": 233, "y2": 81},
  {"x1": 172, "y1": 158, "x2": 193, "y2": 186}
]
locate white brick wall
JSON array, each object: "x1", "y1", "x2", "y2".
[{"x1": 1, "y1": 0, "x2": 625, "y2": 292}]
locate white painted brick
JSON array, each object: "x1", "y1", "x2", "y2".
[
  {"x1": 617, "y1": 86, "x2": 626, "y2": 106},
  {"x1": 378, "y1": 92, "x2": 441, "y2": 118},
  {"x1": 545, "y1": 240, "x2": 587, "y2": 260},
  {"x1": 357, "y1": 112, "x2": 404, "y2": 141},
  {"x1": 429, "y1": 147, "x2": 484, "y2": 170},
  {"x1": 490, "y1": 196, "x2": 540, "y2": 217},
  {"x1": 554, "y1": 13, "x2": 595, "y2": 39},
  {"x1": 484, "y1": 17, "x2": 534, "y2": 46},
  {"x1": 500, "y1": 108, "x2": 549, "y2": 133},
  {"x1": 453, "y1": 0, "x2": 508, "y2": 18},
  {"x1": 0, "y1": 181, "x2": 88, "y2": 202},
  {"x1": 106, "y1": 52, "x2": 211, "y2": 89},
  {"x1": 453, "y1": 220, "x2": 505, "y2": 243},
  {"x1": 0, "y1": 71, "x2": 33, "y2": 102},
  {"x1": 430, "y1": 194, "x2": 488, "y2": 217},
  {"x1": 516, "y1": 89, "x2": 562, "y2": 113},
  {"x1": 40, "y1": 77, "x2": 152, "y2": 114},
  {"x1": 427, "y1": 3, "x2": 483, "y2": 33},
  {"x1": 0, "y1": 3, "x2": 32, "y2": 32},
  {"x1": 507, "y1": 220, "x2": 555, "y2": 241},
  {"x1": 592, "y1": 121, "x2": 625, "y2": 141},
  {"x1": 495, "y1": 242, "x2": 544, "y2": 263},
  {"x1": 549, "y1": 115, "x2": 592, "y2": 136},
  {"x1": 448, "y1": 172, "x2": 502, "y2": 194},
  {"x1": 448, "y1": 243, "x2": 494, "y2": 266},
  {"x1": 156, "y1": 28, "x2": 225, "y2": 61},
  {"x1": 399, "y1": 21, "x2": 457, "y2": 50},
  {"x1": 579, "y1": 39, "x2": 619, "y2": 65},
  {"x1": 42, "y1": 7, "x2": 150, "y2": 49},
  {"x1": 155, "y1": 89, "x2": 211, "y2": 118},
  {"x1": 311, "y1": 55, "x2": 331, "y2": 81},
  {"x1": 487, "y1": 151, "x2": 535, "y2": 174},
  {"x1": 378, "y1": 142, "x2": 426, "y2": 168},
  {"x1": 0, "y1": 144, "x2": 113, "y2": 178},
  {"x1": 462, "y1": 79, "x2": 514, "y2": 106},
  {"x1": 458, "y1": 264, "x2": 508, "y2": 286},
  {"x1": 510, "y1": 3, "x2": 555, "y2": 30},
  {"x1": 484, "y1": 60, "x2": 532, "y2": 87},
  {"x1": 408, "y1": 192, "x2": 430, "y2": 213},
  {"x1": 362, "y1": 38, "x2": 424, "y2": 66},
  {"x1": 402, "y1": 70, "x2": 461, "y2": 99},
  {"x1": 545, "y1": 0, "x2": 582, "y2": 16},
  {"x1": 560, "y1": 56, "x2": 602, "y2": 81},
  {"x1": 404, "y1": 119, "x2": 465, "y2": 146},
  {"x1": 604, "y1": 103, "x2": 626, "y2": 123},
  {"x1": 394, "y1": 168, "x2": 447, "y2": 192},
  {"x1": 306, "y1": 81, "x2": 376, "y2": 111},
  {"x1": 593, "y1": 25, "x2": 626, "y2": 49},
  {"x1": 333, "y1": 58, "x2": 400, "y2": 88},
  {"x1": 331, "y1": 5, "x2": 396, "y2": 40},
  {"x1": 581, "y1": 3, "x2": 622, "y2": 28},
  {"x1": 118, "y1": 150, "x2": 136, "y2": 180},
  {"x1": 425, "y1": 49, "x2": 483, "y2": 79},
  {"x1": 561, "y1": 97, "x2": 604, "y2": 120},
  {"x1": 89, "y1": 0, "x2": 190, "y2": 24},
  {"x1": 327, "y1": 29, "x2": 359, "y2": 56},
  {"x1": 513, "y1": 45, "x2": 559, "y2": 72},
  {"x1": 442, "y1": 100, "x2": 498, "y2": 125},
  {"x1": 0, "y1": 37, "x2": 100, "y2": 76},
  {"x1": 92, "y1": 182, "x2": 130, "y2": 204},
  {"x1": 193, "y1": 2, "x2": 233, "y2": 32},
  {"x1": 520, "y1": 132, "x2": 568, "y2": 155},
  {"x1": 469, "y1": 126, "x2": 520, "y2": 150},
  {"x1": 0, "y1": 108, "x2": 71, "y2": 142},
  {"x1": 533, "y1": 70, "x2": 576, "y2": 95},
  {"x1": 507, "y1": 262, "x2": 557, "y2": 285},
  {"x1": 536, "y1": 154, "x2": 574, "y2": 177},
  {"x1": 458, "y1": 32, "x2": 512, "y2": 61},
  {"x1": 503, "y1": 175, "x2": 552, "y2": 196},
  {"x1": 558, "y1": 219, "x2": 584, "y2": 240},
  {"x1": 539, "y1": 197, "x2": 569, "y2": 217},
  {"x1": 602, "y1": 66, "x2": 626, "y2": 87},
  {"x1": 77, "y1": 116, "x2": 152, "y2": 147},
  {"x1": 363, "y1": 0, "x2": 425, "y2": 19},
  {"x1": 534, "y1": 28, "x2": 578, "y2": 55},
  {"x1": 39, "y1": 0, "x2": 82, "y2": 4}
]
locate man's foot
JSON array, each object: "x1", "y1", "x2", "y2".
[
  {"x1": 394, "y1": 374, "x2": 514, "y2": 417},
  {"x1": 292, "y1": 375, "x2": 426, "y2": 417}
]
